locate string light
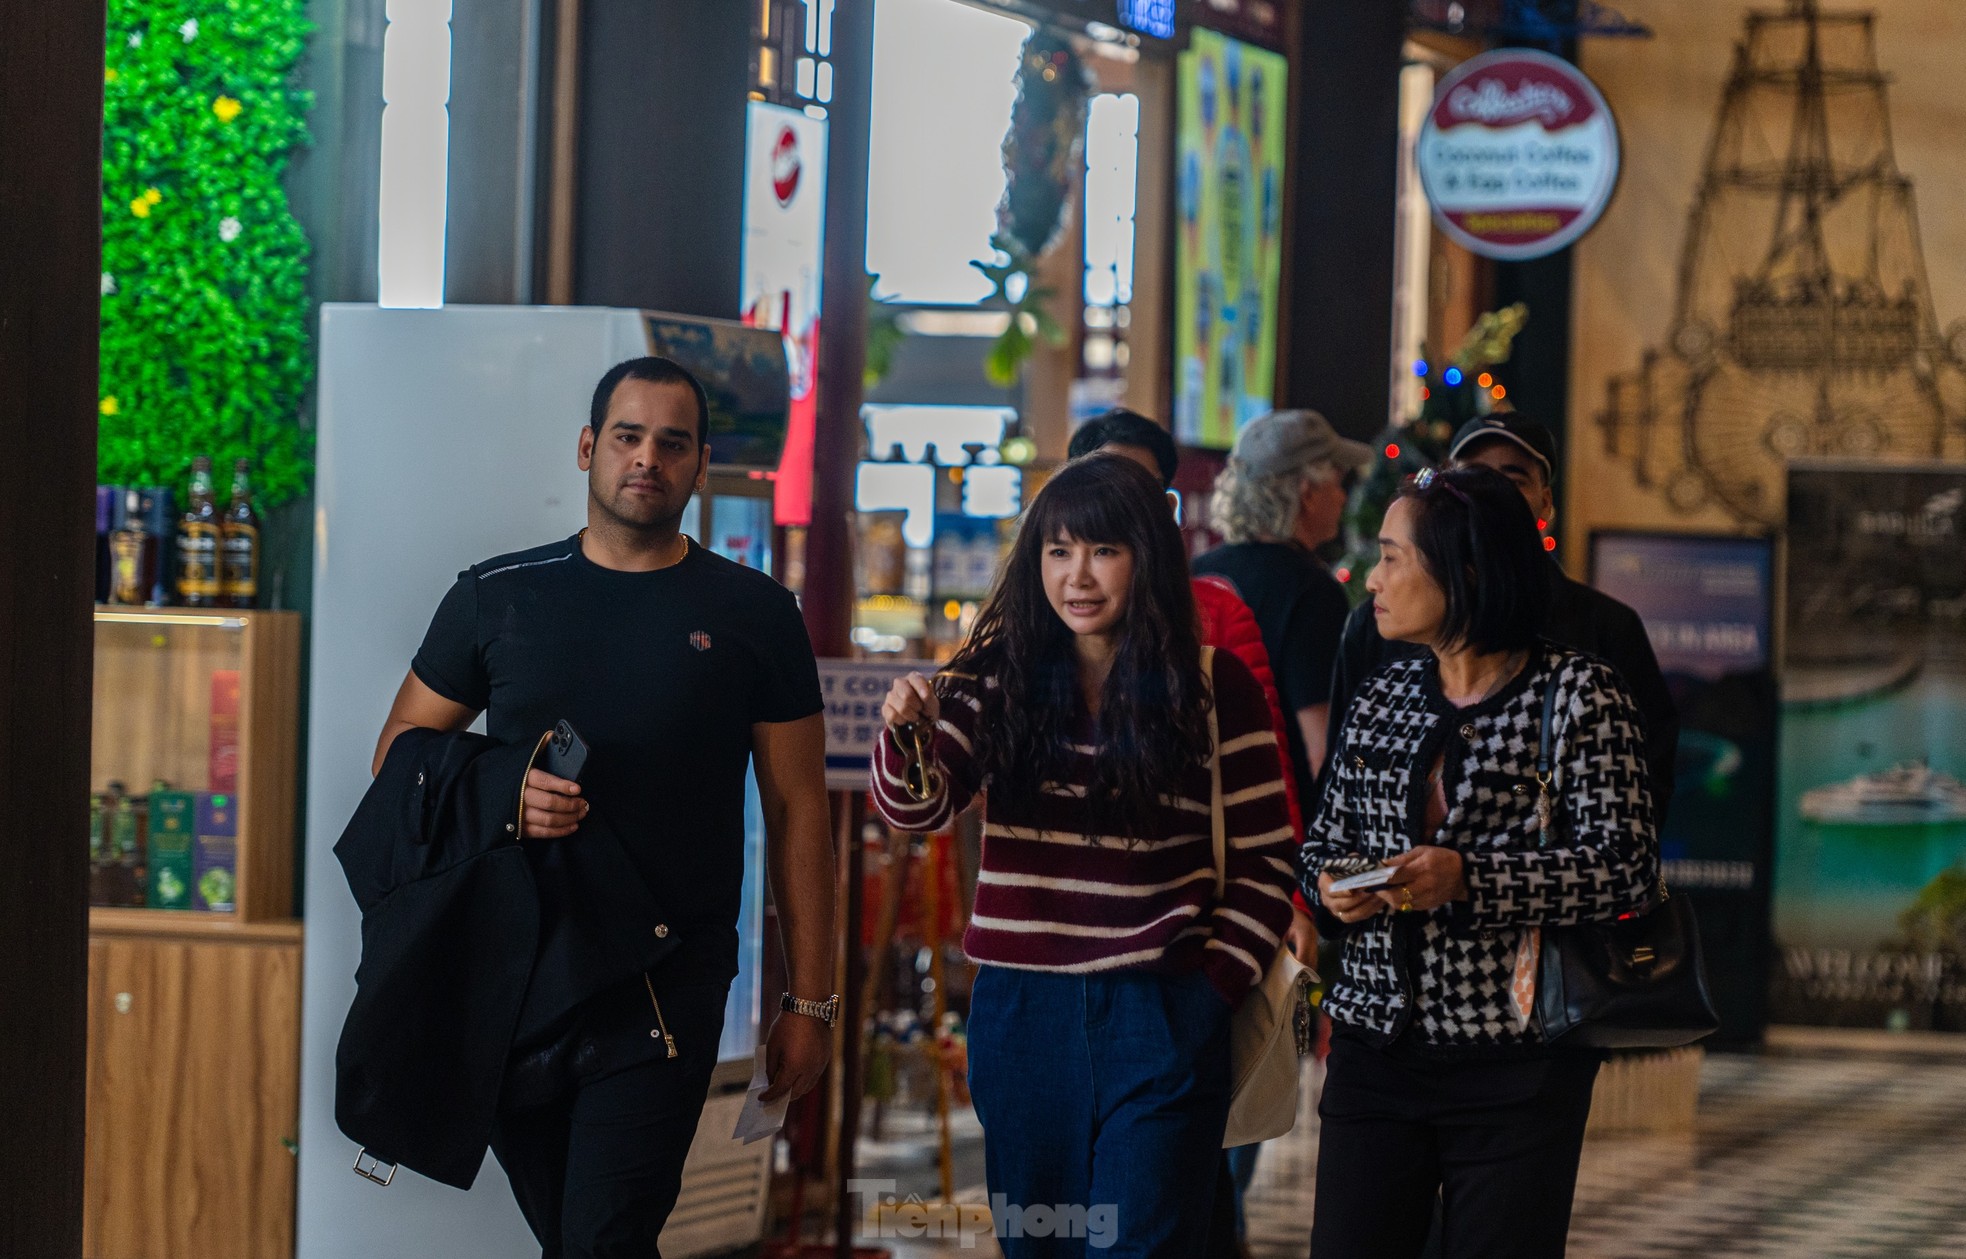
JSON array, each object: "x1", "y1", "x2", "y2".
[
  {"x1": 1491, "y1": 385, "x2": 1507, "y2": 400},
  {"x1": 1477, "y1": 372, "x2": 1493, "y2": 389},
  {"x1": 1420, "y1": 387, "x2": 1431, "y2": 400},
  {"x1": 1413, "y1": 359, "x2": 1429, "y2": 377},
  {"x1": 1543, "y1": 536, "x2": 1558, "y2": 552},
  {"x1": 1385, "y1": 443, "x2": 1401, "y2": 459},
  {"x1": 1335, "y1": 567, "x2": 1352, "y2": 583},
  {"x1": 1444, "y1": 367, "x2": 1463, "y2": 386}
]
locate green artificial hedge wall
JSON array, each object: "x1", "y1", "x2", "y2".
[{"x1": 100, "y1": 0, "x2": 315, "y2": 507}]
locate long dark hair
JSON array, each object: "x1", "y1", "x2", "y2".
[{"x1": 947, "y1": 452, "x2": 1211, "y2": 841}]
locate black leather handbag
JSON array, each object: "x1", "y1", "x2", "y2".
[{"x1": 1531, "y1": 680, "x2": 1720, "y2": 1049}]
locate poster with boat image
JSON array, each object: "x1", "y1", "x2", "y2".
[{"x1": 1774, "y1": 463, "x2": 1966, "y2": 1029}]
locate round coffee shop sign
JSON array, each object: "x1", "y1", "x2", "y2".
[{"x1": 1418, "y1": 48, "x2": 1619, "y2": 260}]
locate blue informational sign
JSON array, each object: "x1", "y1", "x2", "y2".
[
  {"x1": 1591, "y1": 531, "x2": 1777, "y2": 1044},
  {"x1": 1116, "y1": 0, "x2": 1174, "y2": 39},
  {"x1": 819, "y1": 658, "x2": 934, "y2": 790}
]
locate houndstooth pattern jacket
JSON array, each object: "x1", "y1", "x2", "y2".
[{"x1": 1302, "y1": 643, "x2": 1658, "y2": 1052}]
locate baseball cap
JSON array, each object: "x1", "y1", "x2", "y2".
[
  {"x1": 1448, "y1": 415, "x2": 1557, "y2": 480},
  {"x1": 1227, "y1": 410, "x2": 1374, "y2": 480}
]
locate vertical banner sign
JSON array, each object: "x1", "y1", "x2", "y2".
[
  {"x1": 1174, "y1": 29, "x2": 1288, "y2": 449},
  {"x1": 741, "y1": 101, "x2": 828, "y2": 526},
  {"x1": 1775, "y1": 464, "x2": 1966, "y2": 1030},
  {"x1": 1417, "y1": 48, "x2": 1620, "y2": 261},
  {"x1": 1591, "y1": 532, "x2": 1777, "y2": 1044}
]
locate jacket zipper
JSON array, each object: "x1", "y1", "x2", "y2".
[
  {"x1": 516, "y1": 729, "x2": 554, "y2": 838},
  {"x1": 643, "y1": 974, "x2": 679, "y2": 1059}
]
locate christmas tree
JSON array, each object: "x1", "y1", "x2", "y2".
[{"x1": 1337, "y1": 303, "x2": 1529, "y2": 599}]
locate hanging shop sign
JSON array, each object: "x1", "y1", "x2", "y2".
[
  {"x1": 740, "y1": 101, "x2": 828, "y2": 527},
  {"x1": 1417, "y1": 48, "x2": 1620, "y2": 261},
  {"x1": 819, "y1": 658, "x2": 935, "y2": 791}
]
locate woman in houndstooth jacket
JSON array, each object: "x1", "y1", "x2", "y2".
[{"x1": 1301, "y1": 464, "x2": 1658, "y2": 1259}]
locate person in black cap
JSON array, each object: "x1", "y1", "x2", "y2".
[{"x1": 1323, "y1": 414, "x2": 1678, "y2": 814}]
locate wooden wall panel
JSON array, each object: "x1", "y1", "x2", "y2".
[{"x1": 84, "y1": 936, "x2": 302, "y2": 1259}]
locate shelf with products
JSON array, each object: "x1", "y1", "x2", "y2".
[{"x1": 89, "y1": 605, "x2": 301, "y2": 925}]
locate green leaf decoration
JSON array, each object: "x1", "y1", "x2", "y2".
[{"x1": 100, "y1": 0, "x2": 315, "y2": 507}]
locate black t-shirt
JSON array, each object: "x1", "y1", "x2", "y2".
[
  {"x1": 1191, "y1": 540, "x2": 1351, "y2": 794},
  {"x1": 412, "y1": 534, "x2": 823, "y2": 979}
]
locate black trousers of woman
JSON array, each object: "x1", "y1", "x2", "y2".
[{"x1": 1310, "y1": 1030, "x2": 1600, "y2": 1259}]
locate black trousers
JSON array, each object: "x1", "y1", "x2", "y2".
[
  {"x1": 1310, "y1": 1032, "x2": 1600, "y2": 1259},
  {"x1": 489, "y1": 979, "x2": 730, "y2": 1259}
]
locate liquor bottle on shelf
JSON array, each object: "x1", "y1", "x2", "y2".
[
  {"x1": 108, "y1": 489, "x2": 148, "y2": 606},
  {"x1": 103, "y1": 780, "x2": 148, "y2": 908},
  {"x1": 95, "y1": 487, "x2": 116, "y2": 603},
  {"x1": 88, "y1": 792, "x2": 110, "y2": 905},
  {"x1": 142, "y1": 487, "x2": 175, "y2": 606},
  {"x1": 177, "y1": 457, "x2": 222, "y2": 608},
  {"x1": 220, "y1": 458, "x2": 260, "y2": 609}
]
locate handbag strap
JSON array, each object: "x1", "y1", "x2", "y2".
[
  {"x1": 1536, "y1": 672, "x2": 1560, "y2": 782},
  {"x1": 1204, "y1": 647, "x2": 1227, "y2": 901}
]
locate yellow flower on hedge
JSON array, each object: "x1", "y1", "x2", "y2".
[
  {"x1": 105, "y1": 67, "x2": 119, "y2": 84},
  {"x1": 100, "y1": 397, "x2": 120, "y2": 417},
  {"x1": 212, "y1": 96, "x2": 243, "y2": 124},
  {"x1": 143, "y1": 188, "x2": 161, "y2": 205},
  {"x1": 130, "y1": 197, "x2": 151, "y2": 218}
]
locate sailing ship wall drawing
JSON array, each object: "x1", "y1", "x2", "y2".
[{"x1": 1597, "y1": 0, "x2": 1966, "y2": 527}]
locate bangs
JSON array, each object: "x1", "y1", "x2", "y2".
[{"x1": 1025, "y1": 462, "x2": 1143, "y2": 548}]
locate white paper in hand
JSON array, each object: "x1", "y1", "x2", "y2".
[{"x1": 732, "y1": 1044, "x2": 790, "y2": 1145}]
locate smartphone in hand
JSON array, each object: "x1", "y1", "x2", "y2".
[
  {"x1": 1327, "y1": 866, "x2": 1400, "y2": 895},
  {"x1": 539, "y1": 719, "x2": 589, "y2": 783}
]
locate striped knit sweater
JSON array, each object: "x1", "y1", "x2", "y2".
[{"x1": 869, "y1": 650, "x2": 1298, "y2": 1005}]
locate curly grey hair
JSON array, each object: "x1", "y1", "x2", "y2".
[{"x1": 1208, "y1": 456, "x2": 1335, "y2": 543}]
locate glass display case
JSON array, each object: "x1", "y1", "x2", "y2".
[{"x1": 90, "y1": 607, "x2": 301, "y2": 925}]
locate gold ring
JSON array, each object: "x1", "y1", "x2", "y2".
[{"x1": 1399, "y1": 887, "x2": 1414, "y2": 913}]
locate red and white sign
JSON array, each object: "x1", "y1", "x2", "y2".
[
  {"x1": 741, "y1": 102, "x2": 828, "y2": 526},
  {"x1": 1418, "y1": 49, "x2": 1619, "y2": 261},
  {"x1": 770, "y1": 125, "x2": 802, "y2": 206}
]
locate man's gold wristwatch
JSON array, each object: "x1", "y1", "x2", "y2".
[{"x1": 780, "y1": 992, "x2": 841, "y2": 1026}]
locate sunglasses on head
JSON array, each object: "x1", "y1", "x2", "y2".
[{"x1": 1412, "y1": 466, "x2": 1473, "y2": 507}]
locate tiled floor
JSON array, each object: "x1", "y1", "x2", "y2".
[{"x1": 855, "y1": 1045, "x2": 1966, "y2": 1258}]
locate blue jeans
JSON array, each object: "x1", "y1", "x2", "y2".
[
  {"x1": 1226, "y1": 1141, "x2": 1261, "y2": 1238},
  {"x1": 966, "y1": 965, "x2": 1233, "y2": 1257}
]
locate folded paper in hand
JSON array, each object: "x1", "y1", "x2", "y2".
[{"x1": 733, "y1": 1044, "x2": 789, "y2": 1145}]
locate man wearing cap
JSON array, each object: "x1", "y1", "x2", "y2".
[
  {"x1": 1194, "y1": 410, "x2": 1375, "y2": 810},
  {"x1": 1324, "y1": 413, "x2": 1679, "y2": 812}
]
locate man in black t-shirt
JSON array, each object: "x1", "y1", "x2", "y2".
[
  {"x1": 372, "y1": 356, "x2": 834, "y2": 1257},
  {"x1": 1193, "y1": 410, "x2": 1372, "y2": 806}
]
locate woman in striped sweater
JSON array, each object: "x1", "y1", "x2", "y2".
[{"x1": 872, "y1": 453, "x2": 1297, "y2": 1257}]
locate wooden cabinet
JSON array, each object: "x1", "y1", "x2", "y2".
[
  {"x1": 92, "y1": 607, "x2": 301, "y2": 921},
  {"x1": 83, "y1": 921, "x2": 302, "y2": 1259},
  {"x1": 86, "y1": 607, "x2": 305, "y2": 1257}
]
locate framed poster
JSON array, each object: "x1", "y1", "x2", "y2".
[
  {"x1": 1774, "y1": 463, "x2": 1966, "y2": 1030},
  {"x1": 1590, "y1": 530, "x2": 1777, "y2": 1044},
  {"x1": 1174, "y1": 28, "x2": 1287, "y2": 449}
]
